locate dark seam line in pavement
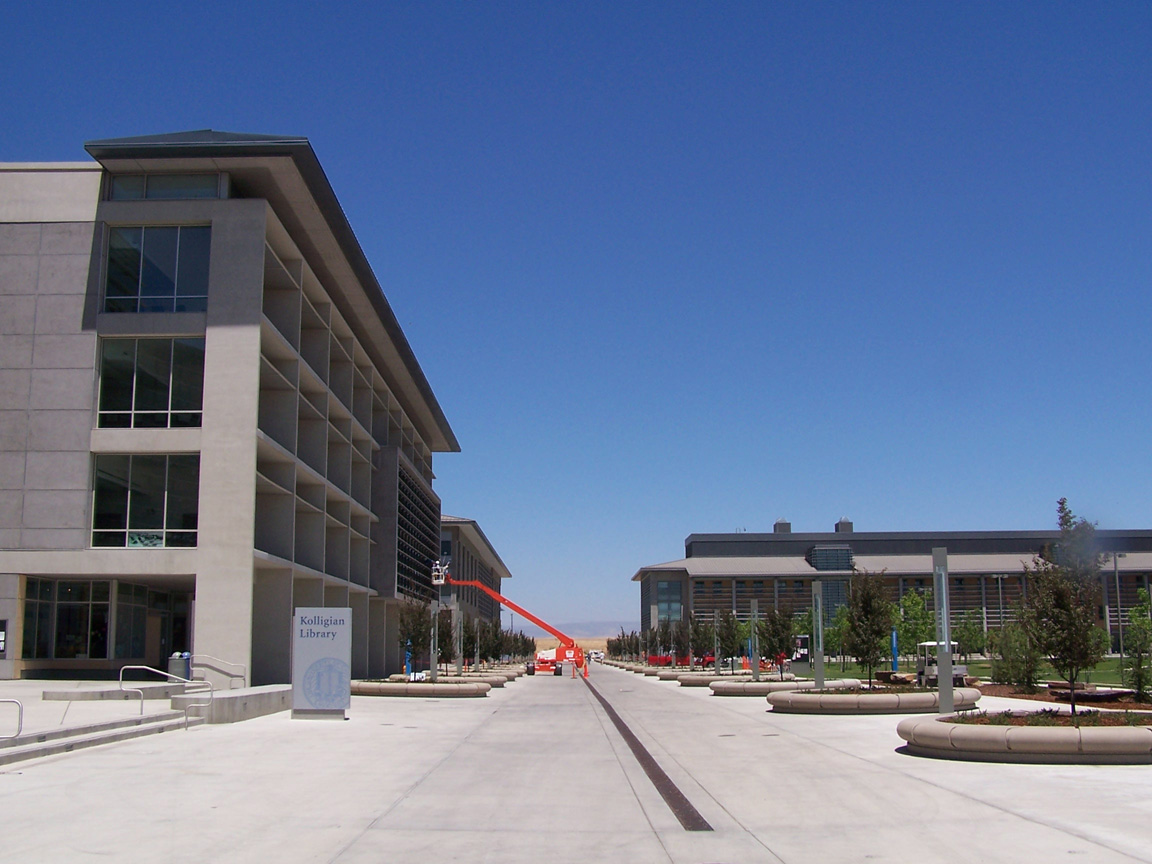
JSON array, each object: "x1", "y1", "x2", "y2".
[{"x1": 582, "y1": 676, "x2": 713, "y2": 832}]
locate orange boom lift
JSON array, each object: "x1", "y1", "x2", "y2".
[{"x1": 437, "y1": 572, "x2": 584, "y2": 675}]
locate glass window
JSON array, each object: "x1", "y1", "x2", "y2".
[
  {"x1": 103, "y1": 225, "x2": 210, "y2": 313},
  {"x1": 54, "y1": 603, "x2": 89, "y2": 659},
  {"x1": 98, "y1": 338, "x2": 204, "y2": 429},
  {"x1": 105, "y1": 228, "x2": 143, "y2": 312},
  {"x1": 115, "y1": 582, "x2": 150, "y2": 659},
  {"x1": 110, "y1": 174, "x2": 218, "y2": 200},
  {"x1": 145, "y1": 174, "x2": 217, "y2": 199},
  {"x1": 109, "y1": 175, "x2": 146, "y2": 200},
  {"x1": 656, "y1": 580, "x2": 682, "y2": 623},
  {"x1": 139, "y1": 227, "x2": 178, "y2": 308},
  {"x1": 92, "y1": 455, "x2": 200, "y2": 548}
]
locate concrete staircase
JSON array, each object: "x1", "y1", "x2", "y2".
[{"x1": 0, "y1": 710, "x2": 203, "y2": 766}]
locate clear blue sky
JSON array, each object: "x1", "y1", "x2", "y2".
[{"x1": 4, "y1": 3, "x2": 1151, "y2": 629}]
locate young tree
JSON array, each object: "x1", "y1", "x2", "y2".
[
  {"x1": 690, "y1": 617, "x2": 714, "y2": 669},
  {"x1": 1123, "y1": 588, "x2": 1152, "y2": 701},
  {"x1": 896, "y1": 589, "x2": 934, "y2": 666},
  {"x1": 716, "y1": 610, "x2": 742, "y2": 671},
  {"x1": 989, "y1": 615, "x2": 1043, "y2": 691},
  {"x1": 793, "y1": 607, "x2": 814, "y2": 642},
  {"x1": 397, "y1": 597, "x2": 432, "y2": 668},
  {"x1": 436, "y1": 608, "x2": 454, "y2": 667},
  {"x1": 826, "y1": 605, "x2": 851, "y2": 672},
  {"x1": 672, "y1": 619, "x2": 691, "y2": 664},
  {"x1": 953, "y1": 609, "x2": 986, "y2": 662},
  {"x1": 462, "y1": 614, "x2": 477, "y2": 666},
  {"x1": 1023, "y1": 499, "x2": 1109, "y2": 715},
  {"x1": 656, "y1": 618, "x2": 673, "y2": 658},
  {"x1": 479, "y1": 618, "x2": 503, "y2": 662},
  {"x1": 760, "y1": 607, "x2": 795, "y2": 679},
  {"x1": 846, "y1": 568, "x2": 894, "y2": 686}
]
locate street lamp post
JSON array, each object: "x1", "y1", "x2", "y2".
[
  {"x1": 991, "y1": 574, "x2": 1006, "y2": 628},
  {"x1": 1115, "y1": 553, "x2": 1128, "y2": 658}
]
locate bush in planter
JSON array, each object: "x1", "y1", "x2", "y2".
[
  {"x1": 1124, "y1": 588, "x2": 1152, "y2": 701},
  {"x1": 989, "y1": 617, "x2": 1042, "y2": 691}
]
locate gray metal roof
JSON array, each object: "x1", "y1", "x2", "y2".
[
  {"x1": 632, "y1": 551, "x2": 1152, "y2": 581},
  {"x1": 84, "y1": 130, "x2": 459, "y2": 453}
]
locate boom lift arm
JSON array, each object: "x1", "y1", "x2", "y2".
[{"x1": 443, "y1": 576, "x2": 584, "y2": 667}]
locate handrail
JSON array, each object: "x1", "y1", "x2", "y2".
[
  {"x1": 118, "y1": 665, "x2": 214, "y2": 729},
  {"x1": 190, "y1": 654, "x2": 247, "y2": 689},
  {"x1": 0, "y1": 699, "x2": 22, "y2": 740}
]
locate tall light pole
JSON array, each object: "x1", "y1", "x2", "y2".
[
  {"x1": 991, "y1": 574, "x2": 1006, "y2": 628},
  {"x1": 1114, "y1": 553, "x2": 1128, "y2": 658}
]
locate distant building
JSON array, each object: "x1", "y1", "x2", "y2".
[
  {"x1": 0, "y1": 131, "x2": 459, "y2": 682},
  {"x1": 633, "y1": 519, "x2": 1152, "y2": 650},
  {"x1": 439, "y1": 516, "x2": 511, "y2": 623}
]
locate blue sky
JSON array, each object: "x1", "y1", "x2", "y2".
[{"x1": 4, "y1": 3, "x2": 1151, "y2": 628}]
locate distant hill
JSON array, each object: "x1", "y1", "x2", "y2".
[{"x1": 515, "y1": 621, "x2": 637, "y2": 639}]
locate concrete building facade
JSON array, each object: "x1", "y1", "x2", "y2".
[
  {"x1": 0, "y1": 131, "x2": 459, "y2": 683},
  {"x1": 439, "y1": 515, "x2": 511, "y2": 624},
  {"x1": 634, "y1": 519, "x2": 1152, "y2": 650}
]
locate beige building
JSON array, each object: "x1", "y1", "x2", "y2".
[
  {"x1": 0, "y1": 130, "x2": 459, "y2": 683},
  {"x1": 439, "y1": 515, "x2": 511, "y2": 623}
]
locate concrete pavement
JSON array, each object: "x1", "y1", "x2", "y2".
[{"x1": 0, "y1": 665, "x2": 1149, "y2": 862}]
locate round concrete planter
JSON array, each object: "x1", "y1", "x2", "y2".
[
  {"x1": 710, "y1": 678, "x2": 862, "y2": 696},
  {"x1": 768, "y1": 687, "x2": 981, "y2": 714},
  {"x1": 351, "y1": 681, "x2": 491, "y2": 698},
  {"x1": 386, "y1": 674, "x2": 506, "y2": 687},
  {"x1": 897, "y1": 715, "x2": 1152, "y2": 764},
  {"x1": 676, "y1": 673, "x2": 754, "y2": 687}
]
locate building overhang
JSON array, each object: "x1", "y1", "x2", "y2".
[
  {"x1": 441, "y1": 515, "x2": 512, "y2": 582},
  {"x1": 84, "y1": 130, "x2": 459, "y2": 453}
]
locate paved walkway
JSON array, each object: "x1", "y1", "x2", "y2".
[{"x1": 0, "y1": 666, "x2": 1150, "y2": 863}]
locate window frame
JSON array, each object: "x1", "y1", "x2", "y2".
[
  {"x1": 103, "y1": 224, "x2": 211, "y2": 314},
  {"x1": 98, "y1": 337, "x2": 205, "y2": 429},
  {"x1": 91, "y1": 454, "x2": 200, "y2": 549}
]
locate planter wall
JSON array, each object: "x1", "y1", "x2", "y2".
[
  {"x1": 897, "y1": 715, "x2": 1152, "y2": 764},
  {"x1": 351, "y1": 681, "x2": 490, "y2": 698},
  {"x1": 768, "y1": 687, "x2": 981, "y2": 714},
  {"x1": 710, "y1": 678, "x2": 861, "y2": 697}
]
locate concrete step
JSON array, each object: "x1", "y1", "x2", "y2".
[
  {"x1": 42, "y1": 682, "x2": 187, "y2": 701},
  {"x1": 0, "y1": 712, "x2": 203, "y2": 766}
]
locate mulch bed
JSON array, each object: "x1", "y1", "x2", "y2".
[
  {"x1": 952, "y1": 708, "x2": 1152, "y2": 727},
  {"x1": 977, "y1": 683, "x2": 1152, "y2": 712}
]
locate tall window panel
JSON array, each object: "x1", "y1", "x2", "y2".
[
  {"x1": 656, "y1": 580, "x2": 683, "y2": 623},
  {"x1": 92, "y1": 454, "x2": 200, "y2": 548},
  {"x1": 104, "y1": 225, "x2": 211, "y2": 313},
  {"x1": 98, "y1": 338, "x2": 205, "y2": 428}
]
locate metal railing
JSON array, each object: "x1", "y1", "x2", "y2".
[
  {"x1": 190, "y1": 654, "x2": 247, "y2": 689},
  {"x1": 0, "y1": 699, "x2": 22, "y2": 740},
  {"x1": 119, "y1": 666, "x2": 213, "y2": 729}
]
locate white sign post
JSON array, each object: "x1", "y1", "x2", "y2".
[
  {"x1": 292, "y1": 607, "x2": 351, "y2": 720},
  {"x1": 932, "y1": 549, "x2": 953, "y2": 714},
  {"x1": 812, "y1": 580, "x2": 825, "y2": 689}
]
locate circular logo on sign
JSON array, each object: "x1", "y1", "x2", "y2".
[{"x1": 303, "y1": 657, "x2": 350, "y2": 709}]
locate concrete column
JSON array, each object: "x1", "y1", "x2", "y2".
[
  {"x1": 368, "y1": 597, "x2": 387, "y2": 678},
  {"x1": 193, "y1": 200, "x2": 268, "y2": 683},
  {"x1": 350, "y1": 591, "x2": 369, "y2": 679},
  {"x1": 252, "y1": 568, "x2": 292, "y2": 685}
]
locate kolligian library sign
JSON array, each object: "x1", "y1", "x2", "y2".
[{"x1": 292, "y1": 608, "x2": 351, "y2": 719}]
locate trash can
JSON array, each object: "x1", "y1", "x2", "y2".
[{"x1": 167, "y1": 652, "x2": 190, "y2": 682}]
